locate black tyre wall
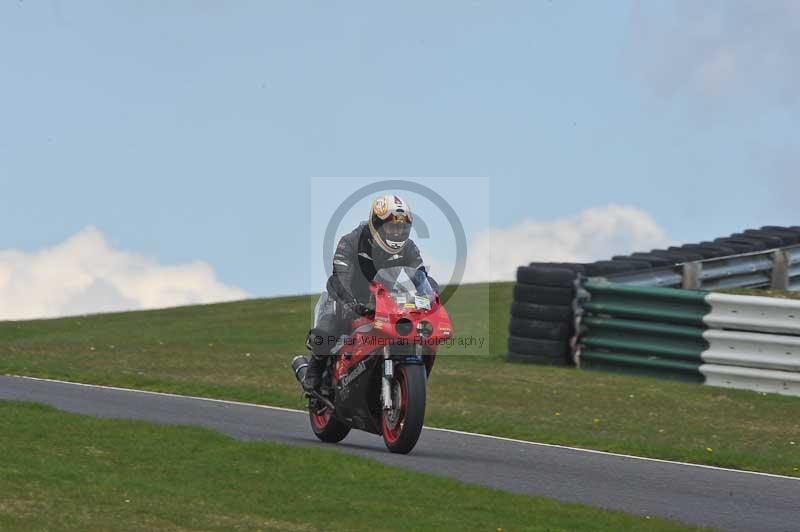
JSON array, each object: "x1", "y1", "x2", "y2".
[{"x1": 506, "y1": 226, "x2": 800, "y2": 367}]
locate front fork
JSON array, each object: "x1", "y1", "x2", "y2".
[
  {"x1": 382, "y1": 346, "x2": 394, "y2": 410},
  {"x1": 382, "y1": 344, "x2": 423, "y2": 410}
]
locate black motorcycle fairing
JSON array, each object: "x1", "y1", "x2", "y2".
[{"x1": 333, "y1": 355, "x2": 383, "y2": 435}]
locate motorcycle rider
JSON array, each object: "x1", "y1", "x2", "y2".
[{"x1": 303, "y1": 194, "x2": 435, "y2": 391}]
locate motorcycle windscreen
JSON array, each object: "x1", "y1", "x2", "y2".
[{"x1": 373, "y1": 266, "x2": 434, "y2": 309}]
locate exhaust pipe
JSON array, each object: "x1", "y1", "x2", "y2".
[
  {"x1": 292, "y1": 355, "x2": 309, "y2": 384},
  {"x1": 292, "y1": 355, "x2": 336, "y2": 412}
]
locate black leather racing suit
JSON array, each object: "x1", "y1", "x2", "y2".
[{"x1": 308, "y1": 222, "x2": 433, "y2": 355}]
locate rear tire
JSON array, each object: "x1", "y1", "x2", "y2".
[
  {"x1": 310, "y1": 407, "x2": 350, "y2": 443},
  {"x1": 382, "y1": 364, "x2": 426, "y2": 454}
]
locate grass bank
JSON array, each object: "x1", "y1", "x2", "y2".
[
  {"x1": 0, "y1": 401, "x2": 700, "y2": 531},
  {"x1": 1, "y1": 283, "x2": 799, "y2": 476}
]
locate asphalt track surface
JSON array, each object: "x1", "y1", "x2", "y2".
[{"x1": 2, "y1": 375, "x2": 799, "y2": 531}]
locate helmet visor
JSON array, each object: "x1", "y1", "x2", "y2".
[{"x1": 379, "y1": 219, "x2": 411, "y2": 249}]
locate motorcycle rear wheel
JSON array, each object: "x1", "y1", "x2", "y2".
[
  {"x1": 382, "y1": 364, "x2": 427, "y2": 454},
  {"x1": 310, "y1": 406, "x2": 350, "y2": 443}
]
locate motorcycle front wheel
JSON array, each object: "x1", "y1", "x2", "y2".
[{"x1": 382, "y1": 364, "x2": 427, "y2": 454}]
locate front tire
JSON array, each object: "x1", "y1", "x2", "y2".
[
  {"x1": 310, "y1": 407, "x2": 350, "y2": 443},
  {"x1": 382, "y1": 364, "x2": 426, "y2": 454}
]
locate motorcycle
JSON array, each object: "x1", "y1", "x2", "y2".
[{"x1": 292, "y1": 266, "x2": 453, "y2": 454}]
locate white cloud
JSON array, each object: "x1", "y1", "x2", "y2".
[
  {"x1": 455, "y1": 205, "x2": 672, "y2": 283},
  {"x1": 0, "y1": 227, "x2": 249, "y2": 320}
]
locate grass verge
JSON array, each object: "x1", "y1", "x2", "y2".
[
  {"x1": 0, "y1": 401, "x2": 701, "y2": 531},
  {"x1": 1, "y1": 283, "x2": 799, "y2": 476}
]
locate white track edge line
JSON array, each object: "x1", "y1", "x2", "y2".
[
  {"x1": 7, "y1": 374, "x2": 799, "y2": 483},
  {"x1": 8, "y1": 375, "x2": 307, "y2": 414},
  {"x1": 424, "y1": 426, "x2": 800, "y2": 481}
]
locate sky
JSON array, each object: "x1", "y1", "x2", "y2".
[{"x1": 1, "y1": 1, "x2": 798, "y2": 319}]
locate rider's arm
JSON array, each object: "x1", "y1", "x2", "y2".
[
  {"x1": 326, "y1": 236, "x2": 371, "y2": 319},
  {"x1": 424, "y1": 270, "x2": 440, "y2": 293},
  {"x1": 404, "y1": 240, "x2": 440, "y2": 292},
  {"x1": 403, "y1": 239, "x2": 424, "y2": 270}
]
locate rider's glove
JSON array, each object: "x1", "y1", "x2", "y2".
[
  {"x1": 357, "y1": 303, "x2": 375, "y2": 317},
  {"x1": 342, "y1": 299, "x2": 374, "y2": 318}
]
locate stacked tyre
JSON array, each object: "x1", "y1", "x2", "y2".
[
  {"x1": 506, "y1": 225, "x2": 800, "y2": 367},
  {"x1": 507, "y1": 263, "x2": 582, "y2": 365}
]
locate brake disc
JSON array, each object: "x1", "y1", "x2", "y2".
[{"x1": 385, "y1": 381, "x2": 402, "y2": 428}]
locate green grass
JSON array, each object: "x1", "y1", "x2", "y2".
[
  {"x1": 1, "y1": 283, "x2": 800, "y2": 476},
  {"x1": 0, "y1": 401, "x2": 701, "y2": 531}
]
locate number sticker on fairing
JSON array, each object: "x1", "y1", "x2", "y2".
[{"x1": 414, "y1": 295, "x2": 431, "y2": 310}]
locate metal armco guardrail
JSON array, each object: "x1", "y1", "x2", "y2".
[
  {"x1": 704, "y1": 293, "x2": 800, "y2": 335},
  {"x1": 602, "y1": 244, "x2": 800, "y2": 292},
  {"x1": 702, "y1": 330, "x2": 800, "y2": 371},
  {"x1": 577, "y1": 280, "x2": 800, "y2": 397},
  {"x1": 507, "y1": 225, "x2": 800, "y2": 368}
]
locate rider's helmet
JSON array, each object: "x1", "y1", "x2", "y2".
[{"x1": 368, "y1": 194, "x2": 413, "y2": 254}]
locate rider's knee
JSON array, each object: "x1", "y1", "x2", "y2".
[{"x1": 306, "y1": 327, "x2": 337, "y2": 356}]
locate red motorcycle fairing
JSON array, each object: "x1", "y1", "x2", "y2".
[
  {"x1": 335, "y1": 285, "x2": 451, "y2": 375},
  {"x1": 327, "y1": 276, "x2": 452, "y2": 434}
]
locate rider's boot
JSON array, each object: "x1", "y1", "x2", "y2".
[
  {"x1": 304, "y1": 327, "x2": 331, "y2": 392},
  {"x1": 303, "y1": 355, "x2": 326, "y2": 392}
]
